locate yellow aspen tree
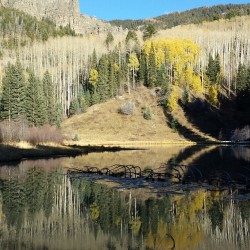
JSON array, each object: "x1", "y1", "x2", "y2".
[{"x1": 128, "y1": 52, "x2": 140, "y2": 89}]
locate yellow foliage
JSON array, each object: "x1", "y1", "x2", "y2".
[
  {"x1": 143, "y1": 38, "x2": 201, "y2": 87},
  {"x1": 167, "y1": 86, "x2": 179, "y2": 112},
  {"x1": 89, "y1": 68, "x2": 98, "y2": 86},
  {"x1": 90, "y1": 202, "x2": 100, "y2": 221},
  {"x1": 191, "y1": 74, "x2": 203, "y2": 94},
  {"x1": 113, "y1": 63, "x2": 120, "y2": 72},
  {"x1": 208, "y1": 85, "x2": 218, "y2": 106},
  {"x1": 129, "y1": 217, "x2": 142, "y2": 236},
  {"x1": 128, "y1": 52, "x2": 140, "y2": 71}
]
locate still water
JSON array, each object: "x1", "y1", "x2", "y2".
[{"x1": 0, "y1": 145, "x2": 249, "y2": 250}]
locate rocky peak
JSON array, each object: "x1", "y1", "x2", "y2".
[{"x1": 0, "y1": 0, "x2": 121, "y2": 34}]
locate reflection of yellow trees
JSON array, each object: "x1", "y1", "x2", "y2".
[
  {"x1": 90, "y1": 202, "x2": 100, "y2": 221},
  {"x1": 171, "y1": 191, "x2": 205, "y2": 249},
  {"x1": 129, "y1": 217, "x2": 142, "y2": 236},
  {"x1": 146, "y1": 220, "x2": 174, "y2": 250},
  {"x1": 145, "y1": 191, "x2": 206, "y2": 250}
]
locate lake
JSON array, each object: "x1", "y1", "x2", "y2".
[{"x1": 0, "y1": 145, "x2": 249, "y2": 250}]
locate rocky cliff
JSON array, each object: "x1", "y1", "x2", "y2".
[{"x1": 0, "y1": 0, "x2": 120, "y2": 34}]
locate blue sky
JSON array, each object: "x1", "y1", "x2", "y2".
[{"x1": 79, "y1": 0, "x2": 250, "y2": 21}]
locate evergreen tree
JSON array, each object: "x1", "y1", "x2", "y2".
[
  {"x1": 147, "y1": 43, "x2": 157, "y2": 88},
  {"x1": 91, "y1": 90, "x2": 100, "y2": 105},
  {"x1": 79, "y1": 95, "x2": 88, "y2": 113},
  {"x1": 91, "y1": 49, "x2": 98, "y2": 70},
  {"x1": 26, "y1": 70, "x2": 48, "y2": 126},
  {"x1": 1, "y1": 62, "x2": 25, "y2": 121},
  {"x1": 236, "y1": 63, "x2": 248, "y2": 92},
  {"x1": 97, "y1": 55, "x2": 110, "y2": 102},
  {"x1": 55, "y1": 102, "x2": 63, "y2": 128},
  {"x1": 206, "y1": 53, "x2": 221, "y2": 84},
  {"x1": 105, "y1": 32, "x2": 114, "y2": 49},
  {"x1": 85, "y1": 90, "x2": 91, "y2": 107},
  {"x1": 139, "y1": 54, "x2": 148, "y2": 84},
  {"x1": 43, "y1": 70, "x2": 56, "y2": 125},
  {"x1": 69, "y1": 98, "x2": 79, "y2": 116},
  {"x1": 143, "y1": 24, "x2": 157, "y2": 40}
]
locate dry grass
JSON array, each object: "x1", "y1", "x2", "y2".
[{"x1": 62, "y1": 86, "x2": 188, "y2": 145}]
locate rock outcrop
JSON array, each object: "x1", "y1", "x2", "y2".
[{"x1": 0, "y1": 0, "x2": 120, "y2": 34}]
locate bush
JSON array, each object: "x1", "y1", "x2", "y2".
[
  {"x1": 25, "y1": 125, "x2": 64, "y2": 145},
  {"x1": 0, "y1": 121, "x2": 63, "y2": 145},
  {"x1": 73, "y1": 134, "x2": 79, "y2": 141},
  {"x1": 142, "y1": 106, "x2": 152, "y2": 120},
  {"x1": 119, "y1": 101, "x2": 135, "y2": 115}
]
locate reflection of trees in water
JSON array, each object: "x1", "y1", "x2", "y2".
[
  {"x1": 232, "y1": 146, "x2": 250, "y2": 162},
  {"x1": 205, "y1": 199, "x2": 250, "y2": 249},
  {"x1": 0, "y1": 170, "x2": 249, "y2": 250}
]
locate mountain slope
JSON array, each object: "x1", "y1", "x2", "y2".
[{"x1": 110, "y1": 4, "x2": 250, "y2": 30}]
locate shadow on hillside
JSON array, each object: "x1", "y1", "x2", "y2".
[
  {"x1": 182, "y1": 96, "x2": 250, "y2": 141},
  {"x1": 164, "y1": 109, "x2": 212, "y2": 142}
]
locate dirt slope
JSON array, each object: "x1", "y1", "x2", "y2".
[{"x1": 62, "y1": 86, "x2": 187, "y2": 145}]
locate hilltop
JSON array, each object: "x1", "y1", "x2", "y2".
[{"x1": 110, "y1": 4, "x2": 250, "y2": 30}]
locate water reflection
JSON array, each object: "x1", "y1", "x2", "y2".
[{"x1": 0, "y1": 145, "x2": 249, "y2": 250}]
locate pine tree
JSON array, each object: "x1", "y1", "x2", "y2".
[
  {"x1": 69, "y1": 98, "x2": 79, "y2": 116},
  {"x1": 97, "y1": 55, "x2": 110, "y2": 102},
  {"x1": 55, "y1": 102, "x2": 63, "y2": 128},
  {"x1": 91, "y1": 90, "x2": 100, "y2": 105},
  {"x1": 1, "y1": 62, "x2": 25, "y2": 121},
  {"x1": 26, "y1": 70, "x2": 48, "y2": 126},
  {"x1": 79, "y1": 95, "x2": 88, "y2": 113},
  {"x1": 43, "y1": 70, "x2": 56, "y2": 125},
  {"x1": 206, "y1": 53, "x2": 221, "y2": 84},
  {"x1": 147, "y1": 43, "x2": 157, "y2": 88},
  {"x1": 236, "y1": 63, "x2": 248, "y2": 92},
  {"x1": 91, "y1": 49, "x2": 98, "y2": 70}
]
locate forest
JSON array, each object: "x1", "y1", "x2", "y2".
[{"x1": 0, "y1": 5, "x2": 250, "y2": 144}]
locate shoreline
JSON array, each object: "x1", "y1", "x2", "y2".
[{"x1": 1, "y1": 140, "x2": 249, "y2": 164}]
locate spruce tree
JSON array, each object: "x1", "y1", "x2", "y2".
[
  {"x1": 26, "y1": 70, "x2": 48, "y2": 127},
  {"x1": 147, "y1": 43, "x2": 157, "y2": 88},
  {"x1": 55, "y1": 103, "x2": 63, "y2": 128},
  {"x1": 206, "y1": 53, "x2": 221, "y2": 84},
  {"x1": 1, "y1": 62, "x2": 25, "y2": 121},
  {"x1": 43, "y1": 70, "x2": 56, "y2": 125},
  {"x1": 91, "y1": 49, "x2": 98, "y2": 70},
  {"x1": 236, "y1": 63, "x2": 248, "y2": 92},
  {"x1": 69, "y1": 98, "x2": 79, "y2": 116},
  {"x1": 97, "y1": 55, "x2": 110, "y2": 102},
  {"x1": 91, "y1": 90, "x2": 100, "y2": 105}
]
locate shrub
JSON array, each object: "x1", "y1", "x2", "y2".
[
  {"x1": 73, "y1": 134, "x2": 79, "y2": 142},
  {"x1": 143, "y1": 106, "x2": 152, "y2": 120},
  {"x1": 119, "y1": 101, "x2": 135, "y2": 115},
  {"x1": 25, "y1": 125, "x2": 64, "y2": 145},
  {"x1": 0, "y1": 121, "x2": 63, "y2": 145}
]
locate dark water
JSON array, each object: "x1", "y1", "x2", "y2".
[{"x1": 0, "y1": 145, "x2": 249, "y2": 250}]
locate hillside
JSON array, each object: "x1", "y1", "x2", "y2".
[
  {"x1": 62, "y1": 86, "x2": 215, "y2": 145},
  {"x1": 110, "y1": 4, "x2": 250, "y2": 30}
]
